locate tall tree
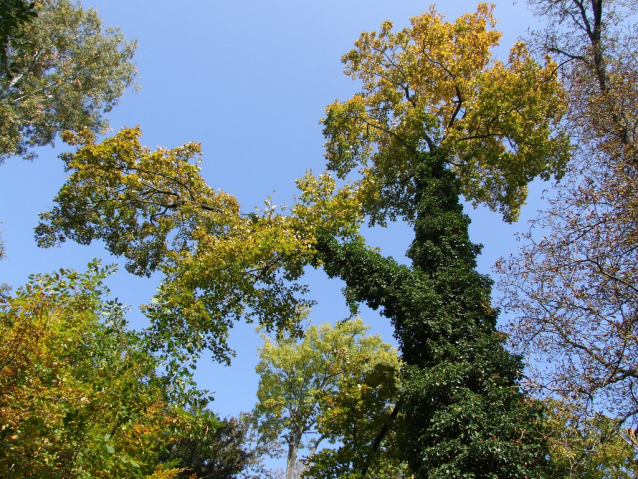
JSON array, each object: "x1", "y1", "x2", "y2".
[
  {"x1": 252, "y1": 315, "x2": 402, "y2": 479},
  {"x1": 497, "y1": 0, "x2": 638, "y2": 447},
  {"x1": 31, "y1": 5, "x2": 569, "y2": 476},
  {"x1": 316, "y1": 4, "x2": 569, "y2": 477},
  {"x1": 0, "y1": 0, "x2": 137, "y2": 162}
]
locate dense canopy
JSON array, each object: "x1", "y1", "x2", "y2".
[{"x1": 1, "y1": 0, "x2": 637, "y2": 477}]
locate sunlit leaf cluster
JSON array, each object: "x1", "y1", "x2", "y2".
[
  {"x1": 36, "y1": 127, "x2": 363, "y2": 363},
  {"x1": 0, "y1": 262, "x2": 212, "y2": 478},
  {"x1": 544, "y1": 399, "x2": 638, "y2": 478},
  {"x1": 253, "y1": 315, "x2": 402, "y2": 478},
  {"x1": 0, "y1": 0, "x2": 138, "y2": 162},
  {"x1": 322, "y1": 3, "x2": 569, "y2": 224}
]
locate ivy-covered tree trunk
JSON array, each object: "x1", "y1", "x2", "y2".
[
  {"x1": 316, "y1": 151, "x2": 549, "y2": 478},
  {"x1": 313, "y1": 5, "x2": 570, "y2": 476}
]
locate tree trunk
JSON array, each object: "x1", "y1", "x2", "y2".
[{"x1": 285, "y1": 428, "x2": 302, "y2": 479}]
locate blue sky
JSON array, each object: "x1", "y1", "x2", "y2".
[{"x1": 0, "y1": 0, "x2": 551, "y2": 461}]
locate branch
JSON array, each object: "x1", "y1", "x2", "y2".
[{"x1": 360, "y1": 396, "x2": 403, "y2": 477}]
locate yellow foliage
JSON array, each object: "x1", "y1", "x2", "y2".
[
  {"x1": 37, "y1": 128, "x2": 364, "y2": 363},
  {"x1": 322, "y1": 3, "x2": 569, "y2": 223},
  {"x1": 0, "y1": 264, "x2": 197, "y2": 477}
]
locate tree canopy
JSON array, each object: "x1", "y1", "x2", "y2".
[
  {"x1": 0, "y1": 0, "x2": 37, "y2": 63},
  {"x1": 252, "y1": 315, "x2": 402, "y2": 479},
  {"x1": 36, "y1": 127, "x2": 363, "y2": 364},
  {"x1": 0, "y1": 261, "x2": 258, "y2": 478},
  {"x1": 5, "y1": 1, "x2": 637, "y2": 477},
  {"x1": 27, "y1": 5, "x2": 573, "y2": 477},
  {"x1": 322, "y1": 3, "x2": 568, "y2": 224},
  {"x1": 0, "y1": 0, "x2": 137, "y2": 162}
]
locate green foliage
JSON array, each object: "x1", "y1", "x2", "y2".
[
  {"x1": 544, "y1": 400, "x2": 637, "y2": 478},
  {"x1": 315, "y1": 195, "x2": 548, "y2": 478},
  {"x1": 160, "y1": 413, "x2": 267, "y2": 479},
  {"x1": 0, "y1": 261, "x2": 177, "y2": 477},
  {"x1": 252, "y1": 315, "x2": 402, "y2": 478},
  {"x1": 0, "y1": 0, "x2": 138, "y2": 162},
  {"x1": 0, "y1": 261, "x2": 256, "y2": 478},
  {"x1": 36, "y1": 127, "x2": 363, "y2": 364},
  {"x1": 7, "y1": 4, "x2": 585, "y2": 478},
  {"x1": 313, "y1": 5, "x2": 567, "y2": 477},
  {"x1": 0, "y1": 0, "x2": 37, "y2": 62}
]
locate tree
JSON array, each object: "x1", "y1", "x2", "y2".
[
  {"x1": 159, "y1": 414, "x2": 270, "y2": 479},
  {"x1": 498, "y1": 161, "x2": 638, "y2": 429},
  {"x1": 30, "y1": 5, "x2": 569, "y2": 476},
  {"x1": 524, "y1": 0, "x2": 637, "y2": 161},
  {"x1": 497, "y1": 0, "x2": 638, "y2": 448},
  {"x1": 0, "y1": 261, "x2": 259, "y2": 478},
  {"x1": 252, "y1": 315, "x2": 402, "y2": 479},
  {"x1": 36, "y1": 127, "x2": 363, "y2": 364},
  {"x1": 1, "y1": 261, "x2": 179, "y2": 477},
  {"x1": 0, "y1": 0, "x2": 138, "y2": 162},
  {"x1": 315, "y1": 4, "x2": 569, "y2": 477},
  {"x1": 544, "y1": 399, "x2": 638, "y2": 478},
  {"x1": 322, "y1": 4, "x2": 568, "y2": 225},
  {"x1": 0, "y1": 0, "x2": 37, "y2": 63}
]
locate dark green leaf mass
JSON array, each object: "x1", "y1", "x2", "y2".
[
  {"x1": 0, "y1": 0, "x2": 37, "y2": 63},
  {"x1": 315, "y1": 150, "x2": 549, "y2": 478}
]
